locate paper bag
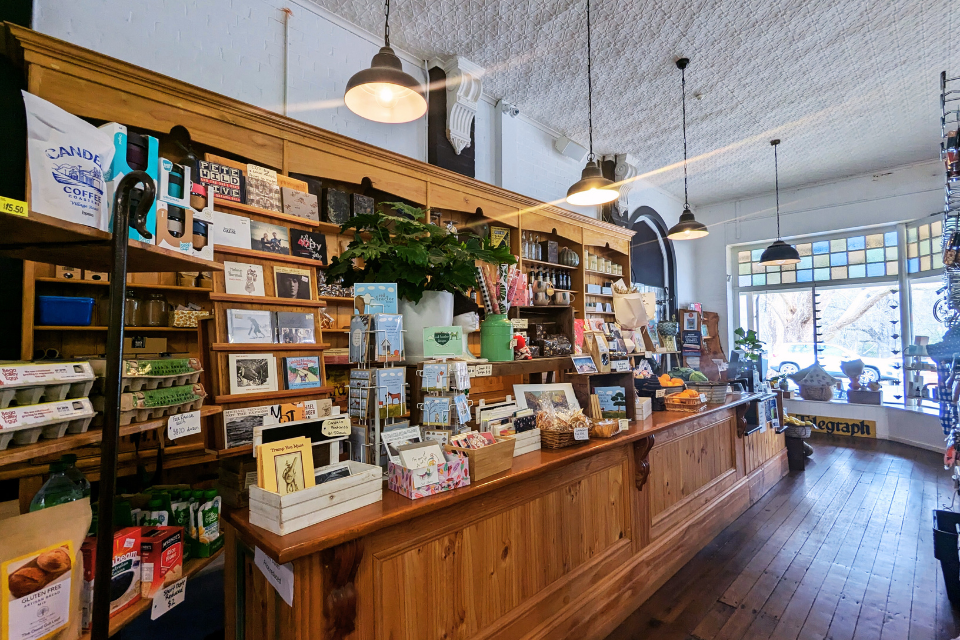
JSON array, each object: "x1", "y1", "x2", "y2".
[{"x1": 611, "y1": 279, "x2": 649, "y2": 330}]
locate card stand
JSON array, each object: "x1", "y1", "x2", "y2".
[
  {"x1": 417, "y1": 361, "x2": 472, "y2": 394},
  {"x1": 505, "y1": 428, "x2": 541, "y2": 457},
  {"x1": 0, "y1": 397, "x2": 97, "y2": 450},
  {"x1": 248, "y1": 460, "x2": 383, "y2": 535},
  {"x1": 445, "y1": 437, "x2": 515, "y2": 481},
  {"x1": 387, "y1": 452, "x2": 470, "y2": 500},
  {"x1": 417, "y1": 397, "x2": 473, "y2": 433}
]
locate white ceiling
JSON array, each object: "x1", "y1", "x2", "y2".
[{"x1": 308, "y1": 0, "x2": 958, "y2": 205}]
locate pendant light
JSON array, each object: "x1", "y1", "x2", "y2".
[
  {"x1": 667, "y1": 58, "x2": 709, "y2": 240},
  {"x1": 344, "y1": 0, "x2": 427, "y2": 124},
  {"x1": 565, "y1": 0, "x2": 619, "y2": 207},
  {"x1": 759, "y1": 139, "x2": 801, "y2": 265}
]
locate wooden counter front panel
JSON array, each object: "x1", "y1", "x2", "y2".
[
  {"x1": 369, "y1": 452, "x2": 630, "y2": 640},
  {"x1": 744, "y1": 426, "x2": 786, "y2": 475}
]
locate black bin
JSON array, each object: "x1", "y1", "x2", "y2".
[{"x1": 934, "y1": 510, "x2": 960, "y2": 605}]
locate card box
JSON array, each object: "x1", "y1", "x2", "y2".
[
  {"x1": 387, "y1": 452, "x2": 471, "y2": 500},
  {"x1": 281, "y1": 187, "x2": 320, "y2": 222}
]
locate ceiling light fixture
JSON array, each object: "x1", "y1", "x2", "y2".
[
  {"x1": 565, "y1": 0, "x2": 619, "y2": 207},
  {"x1": 667, "y1": 58, "x2": 708, "y2": 240},
  {"x1": 759, "y1": 139, "x2": 801, "y2": 265},
  {"x1": 344, "y1": 0, "x2": 426, "y2": 124}
]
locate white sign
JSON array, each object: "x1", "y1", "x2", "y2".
[
  {"x1": 167, "y1": 410, "x2": 201, "y2": 440},
  {"x1": 573, "y1": 427, "x2": 589, "y2": 441},
  {"x1": 611, "y1": 359, "x2": 630, "y2": 372},
  {"x1": 699, "y1": 394, "x2": 708, "y2": 403},
  {"x1": 254, "y1": 547, "x2": 295, "y2": 607},
  {"x1": 469, "y1": 364, "x2": 492, "y2": 377},
  {"x1": 655, "y1": 389, "x2": 665, "y2": 398},
  {"x1": 151, "y1": 577, "x2": 187, "y2": 620},
  {"x1": 510, "y1": 318, "x2": 528, "y2": 329},
  {"x1": 618, "y1": 418, "x2": 629, "y2": 433}
]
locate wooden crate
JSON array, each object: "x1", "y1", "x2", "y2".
[
  {"x1": 446, "y1": 437, "x2": 516, "y2": 480},
  {"x1": 248, "y1": 461, "x2": 382, "y2": 535},
  {"x1": 507, "y1": 428, "x2": 541, "y2": 457}
]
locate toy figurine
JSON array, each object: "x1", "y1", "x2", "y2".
[{"x1": 514, "y1": 333, "x2": 532, "y2": 360}]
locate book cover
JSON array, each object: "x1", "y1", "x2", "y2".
[
  {"x1": 226, "y1": 309, "x2": 275, "y2": 344},
  {"x1": 323, "y1": 188, "x2": 351, "y2": 225},
  {"x1": 283, "y1": 356, "x2": 322, "y2": 390},
  {"x1": 348, "y1": 369, "x2": 375, "y2": 418},
  {"x1": 228, "y1": 353, "x2": 278, "y2": 395},
  {"x1": 351, "y1": 193, "x2": 374, "y2": 218},
  {"x1": 211, "y1": 211, "x2": 252, "y2": 249},
  {"x1": 595, "y1": 386, "x2": 628, "y2": 418},
  {"x1": 353, "y1": 283, "x2": 398, "y2": 314},
  {"x1": 376, "y1": 368, "x2": 406, "y2": 419},
  {"x1": 273, "y1": 265, "x2": 312, "y2": 300},
  {"x1": 245, "y1": 164, "x2": 282, "y2": 212},
  {"x1": 349, "y1": 314, "x2": 372, "y2": 363},
  {"x1": 290, "y1": 229, "x2": 327, "y2": 264},
  {"x1": 423, "y1": 326, "x2": 464, "y2": 358},
  {"x1": 256, "y1": 436, "x2": 315, "y2": 495},
  {"x1": 224, "y1": 261, "x2": 265, "y2": 297},
  {"x1": 222, "y1": 405, "x2": 272, "y2": 449},
  {"x1": 373, "y1": 314, "x2": 403, "y2": 362},
  {"x1": 281, "y1": 187, "x2": 320, "y2": 222},
  {"x1": 421, "y1": 363, "x2": 448, "y2": 391},
  {"x1": 250, "y1": 220, "x2": 290, "y2": 255},
  {"x1": 275, "y1": 311, "x2": 316, "y2": 344},
  {"x1": 195, "y1": 160, "x2": 244, "y2": 203},
  {"x1": 422, "y1": 396, "x2": 451, "y2": 426}
]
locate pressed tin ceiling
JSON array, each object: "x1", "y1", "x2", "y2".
[{"x1": 308, "y1": 0, "x2": 959, "y2": 205}]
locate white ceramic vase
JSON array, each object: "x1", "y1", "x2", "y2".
[{"x1": 398, "y1": 290, "x2": 455, "y2": 363}]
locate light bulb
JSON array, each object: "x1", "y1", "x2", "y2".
[{"x1": 377, "y1": 86, "x2": 396, "y2": 107}]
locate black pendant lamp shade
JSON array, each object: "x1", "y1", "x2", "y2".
[
  {"x1": 565, "y1": 0, "x2": 619, "y2": 207},
  {"x1": 758, "y1": 139, "x2": 800, "y2": 266},
  {"x1": 667, "y1": 58, "x2": 708, "y2": 240},
  {"x1": 344, "y1": 0, "x2": 426, "y2": 124}
]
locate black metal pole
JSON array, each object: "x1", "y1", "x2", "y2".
[{"x1": 90, "y1": 171, "x2": 155, "y2": 640}]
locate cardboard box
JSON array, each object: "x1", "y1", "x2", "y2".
[
  {"x1": 123, "y1": 336, "x2": 168, "y2": 355},
  {"x1": 56, "y1": 266, "x2": 80, "y2": 280},
  {"x1": 82, "y1": 270, "x2": 109, "y2": 282},
  {"x1": 387, "y1": 453, "x2": 470, "y2": 500},
  {"x1": 80, "y1": 528, "x2": 141, "y2": 630},
  {"x1": 100, "y1": 123, "x2": 160, "y2": 242},
  {"x1": 140, "y1": 526, "x2": 184, "y2": 598}
]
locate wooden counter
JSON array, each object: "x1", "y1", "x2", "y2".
[{"x1": 224, "y1": 394, "x2": 788, "y2": 640}]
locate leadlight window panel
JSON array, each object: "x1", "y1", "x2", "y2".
[{"x1": 905, "y1": 219, "x2": 944, "y2": 275}]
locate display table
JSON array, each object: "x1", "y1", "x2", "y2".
[{"x1": 224, "y1": 394, "x2": 787, "y2": 640}]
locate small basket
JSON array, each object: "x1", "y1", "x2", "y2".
[
  {"x1": 589, "y1": 419, "x2": 620, "y2": 438},
  {"x1": 686, "y1": 382, "x2": 728, "y2": 404},
  {"x1": 540, "y1": 429, "x2": 579, "y2": 449},
  {"x1": 664, "y1": 396, "x2": 707, "y2": 413},
  {"x1": 784, "y1": 424, "x2": 812, "y2": 438},
  {"x1": 799, "y1": 384, "x2": 834, "y2": 401}
]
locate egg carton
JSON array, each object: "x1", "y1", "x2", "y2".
[
  {"x1": 89, "y1": 358, "x2": 203, "y2": 394},
  {"x1": 116, "y1": 396, "x2": 207, "y2": 427},
  {"x1": 0, "y1": 361, "x2": 96, "y2": 409},
  {"x1": 0, "y1": 397, "x2": 96, "y2": 450},
  {"x1": 92, "y1": 383, "x2": 207, "y2": 427}
]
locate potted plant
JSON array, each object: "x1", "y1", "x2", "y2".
[
  {"x1": 327, "y1": 202, "x2": 516, "y2": 361},
  {"x1": 732, "y1": 327, "x2": 764, "y2": 363}
]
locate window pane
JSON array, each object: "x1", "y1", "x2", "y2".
[
  {"x1": 752, "y1": 274, "x2": 766, "y2": 286},
  {"x1": 848, "y1": 250, "x2": 865, "y2": 265},
  {"x1": 831, "y1": 266, "x2": 847, "y2": 279},
  {"x1": 886, "y1": 261, "x2": 898, "y2": 275},
  {"x1": 920, "y1": 239, "x2": 931, "y2": 256},
  {"x1": 831, "y1": 253, "x2": 847, "y2": 266},
  {"x1": 921, "y1": 255, "x2": 931, "y2": 271},
  {"x1": 782, "y1": 262, "x2": 796, "y2": 270},
  {"x1": 814, "y1": 254, "x2": 830, "y2": 268},
  {"x1": 799, "y1": 256, "x2": 813, "y2": 269},
  {"x1": 813, "y1": 241, "x2": 830, "y2": 254},
  {"x1": 830, "y1": 238, "x2": 847, "y2": 252},
  {"x1": 814, "y1": 268, "x2": 830, "y2": 281},
  {"x1": 752, "y1": 249, "x2": 764, "y2": 261},
  {"x1": 867, "y1": 234, "x2": 885, "y2": 248},
  {"x1": 739, "y1": 275, "x2": 752, "y2": 286},
  {"x1": 885, "y1": 246, "x2": 898, "y2": 261},
  {"x1": 847, "y1": 236, "x2": 865, "y2": 250},
  {"x1": 906, "y1": 228, "x2": 918, "y2": 243},
  {"x1": 934, "y1": 220, "x2": 943, "y2": 236},
  {"x1": 797, "y1": 270, "x2": 813, "y2": 282},
  {"x1": 866, "y1": 262, "x2": 885, "y2": 277},
  {"x1": 866, "y1": 248, "x2": 885, "y2": 262},
  {"x1": 796, "y1": 243, "x2": 812, "y2": 256},
  {"x1": 738, "y1": 251, "x2": 751, "y2": 263},
  {"x1": 849, "y1": 264, "x2": 866, "y2": 278},
  {"x1": 766, "y1": 265, "x2": 781, "y2": 273},
  {"x1": 935, "y1": 253, "x2": 944, "y2": 269},
  {"x1": 782, "y1": 271, "x2": 796, "y2": 284},
  {"x1": 908, "y1": 257, "x2": 920, "y2": 273},
  {"x1": 908, "y1": 243, "x2": 919, "y2": 258},
  {"x1": 739, "y1": 263, "x2": 751, "y2": 275},
  {"x1": 886, "y1": 231, "x2": 900, "y2": 246},
  {"x1": 919, "y1": 225, "x2": 930, "y2": 240},
  {"x1": 767, "y1": 273, "x2": 781, "y2": 285},
  {"x1": 752, "y1": 262, "x2": 766, "y2": 274}
]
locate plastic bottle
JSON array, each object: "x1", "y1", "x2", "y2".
[
  {"x1": 60, "y1": 454, "x2": 91, "y2": 497},
  {"x1": 29, "y1": 462, "x2": 84, "y2": 511}
]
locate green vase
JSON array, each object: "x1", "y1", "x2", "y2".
[{"x1": 480, "y1": 314, "x2": 514, "y2": 362}]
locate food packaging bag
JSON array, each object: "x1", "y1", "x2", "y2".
[
  {"x1": 1, "y1": 499, "x2": 92, "y2": 640},
  {"x1": 611, "y1": 279, "x2": 649, "y2": 330},
  {"x1": 23, "y1": 92, "x2": 115, "y2": 231}
]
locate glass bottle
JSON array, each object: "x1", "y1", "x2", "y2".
[
  {"x1": 143, "y1": 293, "x2": 169, "y2": 327},
  {"x1": 521, "y1": 232, "x2": 527, "y2": 259},
  {"x1": 537, "y1": 237, "x2": 543, "y2": 261},
  {"x1": 124, "y1": 290, "x2": 141, "y2": 327},
  {"x1": 29, "y1": 462, "x2": 84, "y2": 511},
  {"x1": 60, "y1": 454, "x2": 91, "y2": 497}
]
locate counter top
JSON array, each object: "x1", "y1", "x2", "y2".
[{"x1": 228, "y1": 393, "x2": 762, "y2": 563}]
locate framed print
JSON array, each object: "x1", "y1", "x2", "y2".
[
  {"x1": 228, "y1": 353, "x2": 278, "y2": 395},
  {"x1": 512, "y1": 383, "x2": 580, "y2": 412},
  {"x1": 570, "y1": 354, "x2": 598, "y2": 375}
]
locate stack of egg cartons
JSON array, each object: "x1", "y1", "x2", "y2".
[{"x1": 0, "y1": 361, "x2": 96, "y2": 449}]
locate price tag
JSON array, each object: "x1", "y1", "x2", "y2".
[
  {"x1": 0, "y1": 196, "x2": 28, "y2": 218},
  {"x1": 618, "y1": 418, "x2": 629, "y2": 433},
  {"x1": 612, "y1": 359, "x2": 630, "y2": 372},
  {"x1": 151, "y1": 577, "x2": 186, "y2": 620},
  {"x1": 573, "y1": 426, "x2": 589, "y2": 441},
  {"x1": 320, "y1": 415, "x2": 351, "y2": 438},
  {"x1": 655, "y1": 389, "x2": 665, "y2": 398},
  {"x1": 510, "y1": 318, "x2": 528, "y2": 330},
  {"x1": 167, "y1": 410, "x2": 201, "y2": 440},
  {"x1": 699, "y1": 394, "x2": 708, "y2": 403},
  {"x1": 254, "y1": 547, "x2": 295, "y2": 606},
  {"x1": 473, "y1": 364, "x2": 493, "y2": 377}
]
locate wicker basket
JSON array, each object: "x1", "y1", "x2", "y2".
[
  {"x1": 798, "y1": 384, "x2": 834, "y2": 401},
  {"x1": 664, "y1": 396, "x2": 707, "y2": 413},
  {"x1": 686, "y1": 382, "x2": 728, "y2": 404},
  {"x1": 784, "y1": 424, "x2": 812, "y2": 438},
  {"x1": 540, "y1": 429, "x2": 579, "y2": 449},
  {"x1": 589, "y1": 419, "x2": 620, "y2": 438}
]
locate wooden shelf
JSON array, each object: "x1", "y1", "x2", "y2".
[
  {"x1": 520, "y1": 258, "x2": 577, "y2": 271},
  {"x1": 584, "y1": 269, "x2": 620, "y2": 277},
  {"x1": 318, "y1": 295, "x2": 355, "y2": 303},
  {"x1": 0, "y1": 405, "x2": 223, "y2": 469},
  {"x1": 586, "y1": 311, "x2": 616, "y2": 315},
  {"x1": 586, "y1": 292, "x2": 613, "y2": 298},
  {"x1": 0, "y1": 209, "x2": 223, "y2": 273},
  {"x1": 81, "y1": 547, "x2": 225, "y2": 640},
  {"x1": 208, "y1": 293, "x2": 326, "y2": 308},
  {"x1": 35, "y1": 326, "x2": 198, "y2": 332},
  {"x1": 214, "y1": 198, "x2": 320, "y2": 228},
  {"x1": 211, "y1": 343, "x2": 330, "y2": 351},
  {"x1": 35, "y1": 277, "x2": 212, "y2": 293},
  {"x1": 323, "y1": 328, "x2": 350, "y2": 333},
  {"x1": 214, "y1": 387, "x2": 333, "y2": 404},
  {"x1": 214, "y1": 246, "x2": 328, "y2": 268}
]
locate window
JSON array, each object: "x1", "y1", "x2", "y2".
[{"x1": 905, "y1": 219, "x2": 944, "y2": 275}]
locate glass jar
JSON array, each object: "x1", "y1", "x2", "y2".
[
  {"x1": 124, "y1": 291, "x2": 141, "y2": 327},
  {"x1": 143, "y1": 293, "x2": 169, "y2": 327},
  {"x1": 589, "y1": 253, "x2": 598, "y2": 271}
]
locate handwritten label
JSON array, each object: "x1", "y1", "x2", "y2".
[
  {"x1": 618, "y1": 418, "x2": 629, "y2": 433},
  {"x1": 0, "y1": 196, "x2": 28, "y2": 218},
  {"x1": 655, "y1": 389, "x2": 665, "y2": 398},
  {"x1": 510, "y1": 318, "x2": 528, "y2": 329},
  {"x1": 167, "y1": 410, "x2": 201, "y2": 440},
  {"x1": 611, "y1": 359, "x2": 630, "y2": 372},
  {"x1": 254, "y1": 547, "x2": 295, "y2": 607},
  {"x1": 151, "y1": 578, "x2": 186, "y2": 620},
  {"x1": 320, "y1": 415, "x2": 351, "y2": 438},
  {"x1": 699, "y1": 394, "x2": 708, "y2": 403},
  {"x1": 471, "y1": 364, "x2": 492, "y2": 377},
  {"x1": 573, "y1": 427, "x2": 589, "y2": 441}
]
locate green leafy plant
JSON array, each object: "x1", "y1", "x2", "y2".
[
  {"x1": 733, "y1": 327, "x2": 765, "y2": 363},
  {"x1": 326, "y1": 202, "x2": 517, "y2": 303}
]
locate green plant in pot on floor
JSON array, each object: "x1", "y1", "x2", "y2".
[{"x1": 327, "y1": 201, "x2": 516, "y2": 361}]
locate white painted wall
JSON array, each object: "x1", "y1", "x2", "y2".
[
  {"x1": 690, "y1": 160, "x2": 944, "y2": 354},
  {"x1": 33, "y1": 0, "x2": 427, "y2": 160}
]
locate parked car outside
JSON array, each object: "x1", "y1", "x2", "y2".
[{"x1": 766, "y1": 342, "x2": 900, "y2": 383}]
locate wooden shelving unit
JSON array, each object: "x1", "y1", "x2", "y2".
[
  {"x1": 211, "y1": 342, "x2": 331, "y2": 352},
  {"x1": 214, "y1": 245, "x2": 329, "y2": 268},
  {"x1": 35, "y1": 277, "x2": 213, "y2": 293},
  {"x1": 35, "y1": 325, "x2": 198, "y2": 332},
  {"x1": 214, "y1": 387, "x2": 333, "y2": 405},
  {"x1": 208, "y1": 293, "x2": 327, "y2": 308}
]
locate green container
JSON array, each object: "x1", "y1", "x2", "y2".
[{"x1": 480, "y1": 314, "x2": 514, "y2": 362}]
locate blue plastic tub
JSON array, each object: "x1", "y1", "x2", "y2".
[{"x1": 36, "y1": 296, "x2": 95, "y2": 326}]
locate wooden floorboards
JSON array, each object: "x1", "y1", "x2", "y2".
[{"x1": 604, "y1": 435, "x2": 960, "y2": 640}]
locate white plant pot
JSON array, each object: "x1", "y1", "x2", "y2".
[{"x1": 399, "y1": 291, "x2": 455, "y2": 364}]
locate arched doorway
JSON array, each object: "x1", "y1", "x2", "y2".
[{"x1": 627, "y1": 206, "x2": 677, "y2": 319}]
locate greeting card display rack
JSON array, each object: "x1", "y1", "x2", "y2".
[
  {"x1": 416, "y1": 359, "x2": 474, "y2": 435},
  {"x1": 346, "y1": 305, "x2": 409, "y2": 470}
]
